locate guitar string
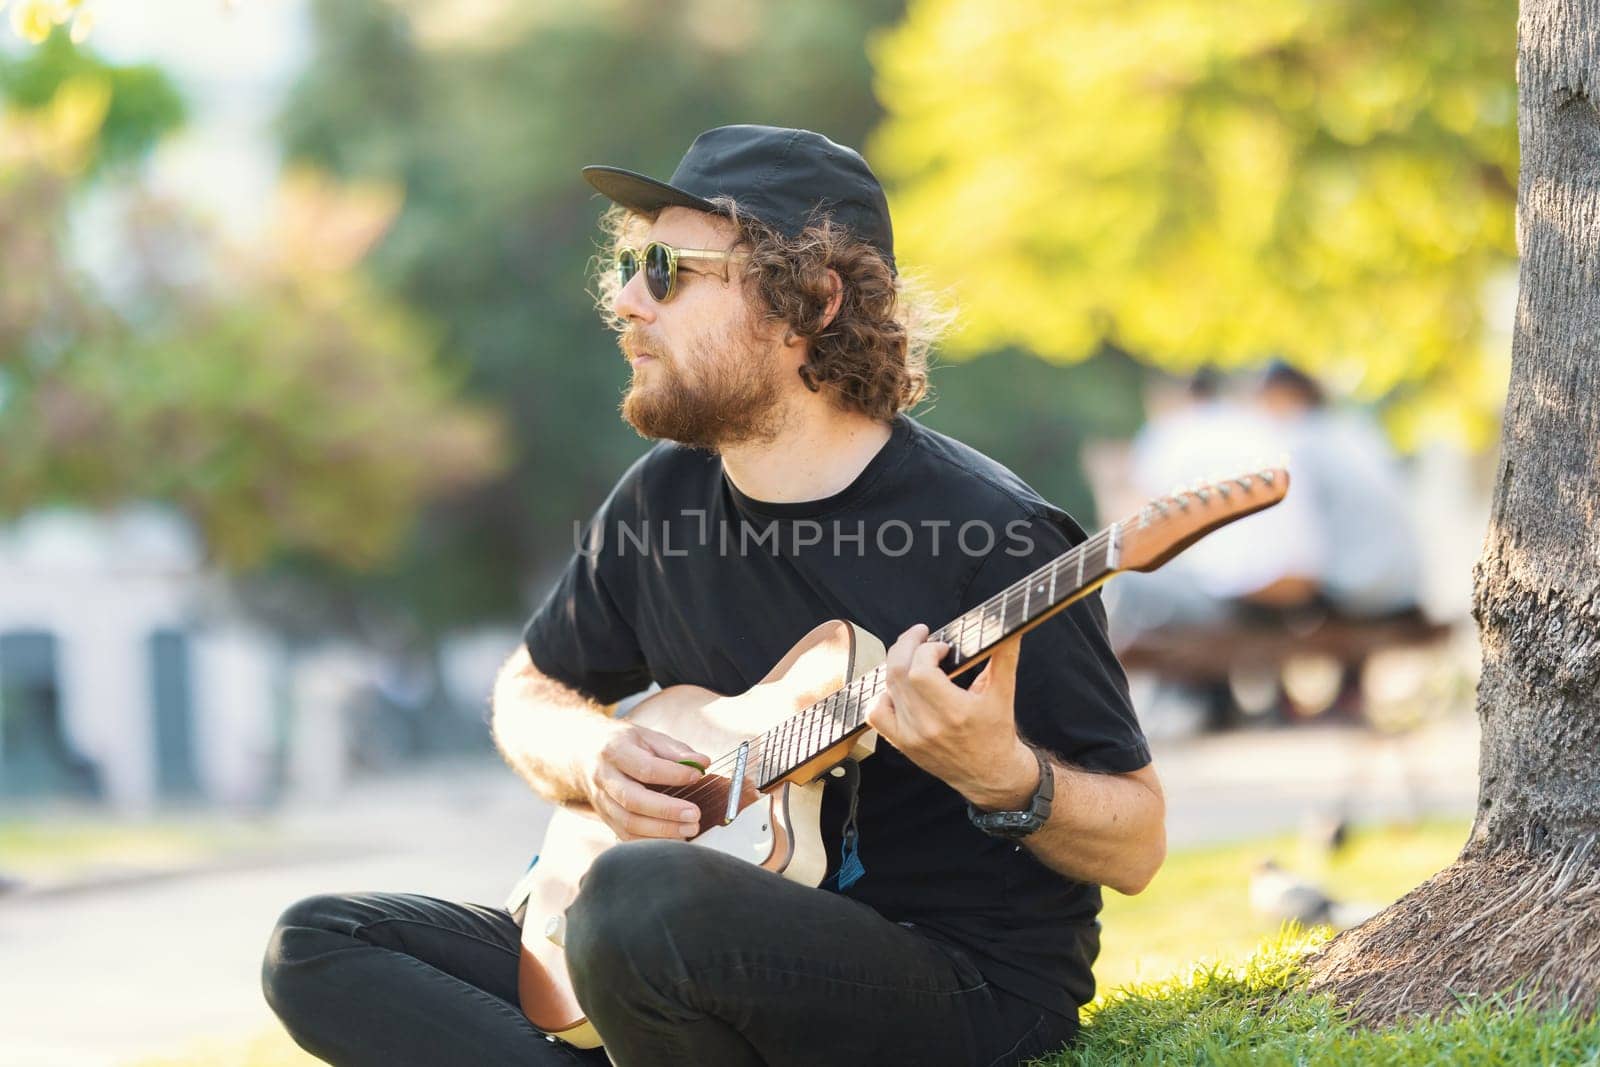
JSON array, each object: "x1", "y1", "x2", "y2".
[{"x1": 661, "y1": 525, "x2": 1113, "y2": 814}]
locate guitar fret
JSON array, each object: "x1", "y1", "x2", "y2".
[
  {"x1": 805, "y1": 701, "x2": 819, "y2": 763},
  {"x1": 799, "y1": 705, "x2": 814, "y2": 768},
  {"x1": 790, "y1": 713, "x2": 806, "y2": 771},
  {"x1": 1075, "y1": 545, "x2": 1084, "y2": 589}
]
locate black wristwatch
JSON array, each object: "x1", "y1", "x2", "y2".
[{"x1": 967, "y1": 743, "x2": 1053, "y2": 840}]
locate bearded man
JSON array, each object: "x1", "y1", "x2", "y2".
[{"x1": 262, "y1": 125, "x2": 1165, "y2": 1067}]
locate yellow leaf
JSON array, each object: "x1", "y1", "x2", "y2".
[{"x1": 12, "y1": 0, "x2": 58, "y2": 42}]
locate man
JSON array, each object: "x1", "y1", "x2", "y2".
[{"x1": 262, "y1": 125, "x2": 1165, "y2": 1067}]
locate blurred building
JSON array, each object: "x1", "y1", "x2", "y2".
[
  {"x1": 0, "y1": 506, "x2": 519, "y2": 813},
  {"x1": 0, "y1": 507, "x2": 283, "y2": 811}
]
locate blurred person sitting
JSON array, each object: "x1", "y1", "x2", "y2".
[
  {"x1": 1252, "y1": 361, "x2": 1423, "y2": 619},
  {"x1": 1103, "y1": 367, "x2": 1324, "y2": 651}
]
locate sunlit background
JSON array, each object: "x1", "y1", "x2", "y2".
[{"x1": 0, "y1": 1, "x2": 1514, "y2": 1063}]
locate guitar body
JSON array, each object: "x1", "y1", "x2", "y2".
[{"x1": 513, "y1": 619, "x2": 886, "y2": 1049}]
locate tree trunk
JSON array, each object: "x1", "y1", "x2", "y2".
[{"x1": 1305, "y1": 0, "x2": 1600, "y2": 1023}]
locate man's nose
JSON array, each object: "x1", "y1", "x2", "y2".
[{"x1": 613, "y1": 270, "x2": 656, "y2": 324}]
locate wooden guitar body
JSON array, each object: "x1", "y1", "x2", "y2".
[{"x1": 512, "y1": 619, "x2": 886, "y2": 1049}]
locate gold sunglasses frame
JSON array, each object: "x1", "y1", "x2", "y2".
[{"x1": 615, "y1": 242, "x2": 746, "y2": 302}]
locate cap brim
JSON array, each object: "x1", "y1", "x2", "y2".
[{"x1": 581, "y1": 165, "x2": 719, "y2": 217}]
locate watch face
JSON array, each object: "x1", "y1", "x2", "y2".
[{"x1": 974, "y1": 809, "x2": 1042, "y2": 839}]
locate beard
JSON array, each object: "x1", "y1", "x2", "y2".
[{"x1": 618, "y1": 319, "x2": 788, "y2": 451}]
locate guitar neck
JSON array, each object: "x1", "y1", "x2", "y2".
[{"x1": 751, "y1": 522, "x2": 1123, "y2": 790}]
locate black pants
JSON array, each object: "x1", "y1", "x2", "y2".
[{"x1": 262, "y1": 841, "x2": 1077, "y2": 1066}]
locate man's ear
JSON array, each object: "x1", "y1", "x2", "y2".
[{"x1": 819, "y1": 268, "x2": 844, "y2": 331}]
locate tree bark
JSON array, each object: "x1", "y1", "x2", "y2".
[{"x1": 1304, "y1": 0, "x2": 1600, "y2": 1022}]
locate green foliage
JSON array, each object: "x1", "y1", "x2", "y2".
[
  {"x1": 0, "y1": 273, "x2": 499, "y2": 568},
  {"x1": 0, "y1": 67, "x2": 501, "y2": 570},
  {"x1": 0, "y1": 33, "x2": 184, "y2": 173},
  {"x1": 873, "y1": 0, "x2": 1517, "y2": 449}
]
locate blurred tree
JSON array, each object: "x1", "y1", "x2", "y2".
[
  {"x1": 873, "y1": 0, "x2": 1517, "y2": 448},
  {"x1": 6, "y1": 1, "x2": 98, "y2": 46},
  {"x1": 0, "y1": 31, "x2": 179, "y2": 172},
  {"x1": 921, "y1": 348, "x2": 1145, "y2": 523},
  {"x1": 0, "y1": 49, "x2": 501, "y2": 571},
  {"x1": 276, "y1": 0, "x2": 915, "y2": 629}
]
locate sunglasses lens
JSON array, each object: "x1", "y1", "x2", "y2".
[
  {"x1": 644, "y1": 243, "x2": 674, "y2": 301},
  {"x1": 616, "y1": 249, "x2": 639, "y2": 288}
]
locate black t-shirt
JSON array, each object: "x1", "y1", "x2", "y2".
[{"x1": 522, "y1": 412, "x2": 1150, "y2": 1018}]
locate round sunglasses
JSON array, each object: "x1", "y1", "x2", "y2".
[{"x1": 615, "y1": 242, "x2": 745, "y2": 303}]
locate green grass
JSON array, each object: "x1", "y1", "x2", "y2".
[
  {"x1": 0, "y1": 816, "x2": 278, "y2": 885},
  {"x1": 1050, "y1": 928, "x2": 1600, "y2": 1066},
  {"x1": 1092, "y1": 818, "x2": 1471, "y2": 993},
  {"x1": 128, "y1": 819, "x2": 1600, "y2": 1066}
]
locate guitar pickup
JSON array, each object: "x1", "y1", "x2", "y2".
[{"x1": 723, "y1": 741, "x2": 750, "y2": 826}]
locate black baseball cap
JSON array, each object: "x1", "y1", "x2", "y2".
[{"x1": 582, "y1": 125, "x2": 896, "y2": 274}]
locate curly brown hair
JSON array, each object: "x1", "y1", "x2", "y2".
[{"x1": 592, "y1": 198, "x2": 950, "y2": 421}]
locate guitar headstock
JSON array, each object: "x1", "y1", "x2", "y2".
[{"x1": 1116, "y1": 467, "x2": 1290, "y2": 574}]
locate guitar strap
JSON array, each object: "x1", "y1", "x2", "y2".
[{"x1": 824, "y1": 758, "x2": 866, "y2": 891}]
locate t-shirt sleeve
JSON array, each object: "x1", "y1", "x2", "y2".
[
  {"x1": 521, "y1": 462, "x2": 654, "y2": 706},
  {"x1": 961, "y1": 509, "x2": 1150, "y2": 774}
]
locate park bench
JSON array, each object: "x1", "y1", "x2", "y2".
[{"x1": 1119, "y1": 607, "x2": 1456, "y2": 728}]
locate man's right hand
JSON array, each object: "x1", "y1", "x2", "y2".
[{"x1": 585, "y1": 724, "x2": 712, "y2": 841}]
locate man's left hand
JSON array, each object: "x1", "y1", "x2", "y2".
[{"x1": 865, "y1": 623, "x2": 1040, "y2": 812}]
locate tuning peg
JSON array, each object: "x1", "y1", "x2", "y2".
[
  {"x1": 1236, "y1": 475, "x2": 1254, "y2": 490},
  {"x1": 1260, "y1": 469, "x2": 1276, "y2": 485}
]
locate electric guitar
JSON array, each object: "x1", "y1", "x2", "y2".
[{"x1": 507, "y1": 468, "x2": 1290, "y2": 1048}]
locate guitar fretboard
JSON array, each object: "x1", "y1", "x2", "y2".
[{"x1": 752, "y1": 523, "x2": 1120, "y2": 789}]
